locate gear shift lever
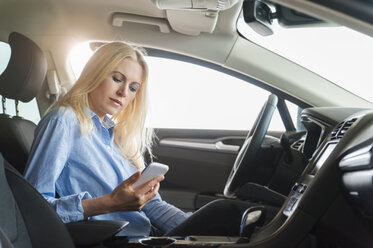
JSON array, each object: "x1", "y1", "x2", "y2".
[{"x1": 239, "y1": 206, "x2": 266, "y2": 239}]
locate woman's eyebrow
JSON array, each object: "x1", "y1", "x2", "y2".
[
  {"x1": 113, "y1": 71, "x2": 141, "y2": 85},
  {"x1": 113, "y1": 71, "x2": 126, "y2": 79}
]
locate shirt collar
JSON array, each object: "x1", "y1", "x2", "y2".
[{"x1": 87, "y1": 108, "x2": 115, "y2": 130}]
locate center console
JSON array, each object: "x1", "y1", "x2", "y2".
[{"x1": 283, "y1": 141, "x2": 338, "y2": 217}]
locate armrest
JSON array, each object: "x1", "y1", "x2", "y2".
[
  {"x1": 66, "y1": 220, "x2": 129, "y2": 246},
  {"x1": 236, "y1": 182, "x2": 286, "y2": 207}
]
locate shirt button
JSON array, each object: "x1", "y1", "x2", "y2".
[{"x1": 107, "y1": 146, "x2": 111, "y2": 150}]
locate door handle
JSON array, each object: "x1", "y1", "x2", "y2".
[{"x1": 215, "y1": 141, "x2": 240, "y2": 152}]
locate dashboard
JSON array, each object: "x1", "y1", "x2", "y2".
[{"x1": 248, "y1": 107, "x2": 373, "y2": 248}]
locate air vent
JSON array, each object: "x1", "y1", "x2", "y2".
[
  {"x1": 330, "y1": 118, "x2": 357, "y2": 140},
  {"x1": 292, "y1": 140, "x2": 304, "y2": 150}
]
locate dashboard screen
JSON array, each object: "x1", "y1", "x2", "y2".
[{"x1": 311, "y1": 143, "x2": 337, "y2": 174}]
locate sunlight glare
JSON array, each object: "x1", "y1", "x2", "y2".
[{"x1": 68, "y1": 42, "x2": 94, "y2": 79}]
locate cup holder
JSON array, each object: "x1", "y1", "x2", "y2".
[{"x1": 139, "y1": 237, "x2": 176, "y2": 247}]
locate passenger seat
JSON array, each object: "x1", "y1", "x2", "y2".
[{"x1": 0, "y1": 32, "x2": 47, "y2": 174}]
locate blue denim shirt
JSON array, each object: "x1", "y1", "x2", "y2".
[{"x1": 24, "y1": 107, "x2": 189, "y2": 237}]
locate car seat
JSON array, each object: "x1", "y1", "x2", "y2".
[
  {"x1": 0, "y1": 33, "x2": 128, "y2": 247},
  {"x1": 0, "y1": 32, "x2": 46, "y2": 174},
  {"x1": 0, "y1": 154, "x2": 129, "y2": 247},
  {"x1": 0, "y1": 153, "x2": 76, "y2": 248}
]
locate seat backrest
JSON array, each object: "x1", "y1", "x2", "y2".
[
  {"x1": 0, "y1": 153, "x2": 75, "y2": 248},
  {"x1": 0, "y1": 32, "x2": 47, "y2": 174}
]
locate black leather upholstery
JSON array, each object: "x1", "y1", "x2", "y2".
[
  {"x1": 0, "y1": 115, "x2": 36, "y2": 173},
  {"x1": 0, "y1": 32, "x2": 47, "y2": 174},
  {"x1": 0, "y1": 154, "x2": 75, "y2": 248},
  {"x1": 0, "y1": 32, "x2": 47, "y2": 102},
  {"x1": 66, "y1": 220, "x2": 129, "y2": 246}
]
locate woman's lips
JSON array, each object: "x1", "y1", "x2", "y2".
[{"x1": 110, "y1": 98, "x2": 122, "y2": 106}]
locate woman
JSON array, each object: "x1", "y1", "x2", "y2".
[
  {"x1": 25, "y1": 41, "x2": 248, "y2": 238},
  {"x1": 24, "y1": 42, "x2": 190, "y2": 237}
]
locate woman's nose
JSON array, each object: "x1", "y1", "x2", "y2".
[{"x1": 117, "y1": 84, "x2": 128, "y2": 97}]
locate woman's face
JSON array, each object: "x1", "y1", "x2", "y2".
[{"x1": 88, "y1": 58, "x2": 143, "y2": 121}]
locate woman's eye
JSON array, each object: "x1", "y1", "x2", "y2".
[
  {"x1": 112, "y1": 76, "x2": 122, "y2": 83},
  {"x1": 129, "y1": 86, "x2": 138, "y2": 93}
]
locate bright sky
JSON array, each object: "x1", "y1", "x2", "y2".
[{"x1": 238, "y1": 17, "x2": 373, "y2": 103}]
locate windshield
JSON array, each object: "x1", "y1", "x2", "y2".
[{"x1": 237, "y1": 13, "x2": 373, "y2": 103}]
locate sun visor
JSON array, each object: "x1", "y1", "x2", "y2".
[{"x1": 166, "y1": 10, "x2": 219, "y2": 36}]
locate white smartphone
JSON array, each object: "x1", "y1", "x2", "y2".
[{"x1": 132, "y1": 162, "x2": 169, "y2": 189}]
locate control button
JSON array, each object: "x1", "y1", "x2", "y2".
[
  {"x1": 297, "y1": 184, "x2": 307, "y2": 193},
  {"x1": 292, "y1": 183, "x2": 299, "y2": 192},
  {"x1": 288, "y1": 197, "x2": 297, "y2": 206},
  {"x1": 293, "y1": 183, "x2": 307, "y2": 194},
  {"x1": 289, "y1": 198, "x2": 298, "y2": 211}
]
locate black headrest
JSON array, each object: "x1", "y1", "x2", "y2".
[{"x1": 0, "y1": 32, "x2": 47, "y2": 102}]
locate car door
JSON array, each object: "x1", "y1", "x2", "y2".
[
  {"x1": 145, "y1": 51, "x2": 301, "y2": 211},
  {"x1": 153, "y1": 128, "x2": 245, "y2": 211}
]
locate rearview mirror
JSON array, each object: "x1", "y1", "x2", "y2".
[
  {"x1": 276, "y1": 5, "x2": 326, "y2": 27},
  {"x1": 242, "y1": 0, "x2": 274, "y2": 36},
  {"x1": 242, "y1": 0, "x2": 328, "y2": 36}
]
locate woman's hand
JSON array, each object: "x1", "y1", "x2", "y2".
[
  {"x1": 81, "y1": 171, "x2": 164, "y2": 218},
  {"x1": 108, "y1": 171, "x2": 164, "y2": 211}
]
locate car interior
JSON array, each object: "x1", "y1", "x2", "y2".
[{"x1": 1, "y1": 0, "x2": 373, "y2": 247}]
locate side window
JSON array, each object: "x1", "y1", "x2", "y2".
[
  {"x1": 0, "y1": 42, "x2": 40, "y2": 124},
  {"x1": 146, "y1": 57, "x2": 285, "y2": 131},
  {"x1": 67, "y1": 43, "x2": 297, "y2": 131},
  {"x1": 0, "y1": 42, "x2": 10, "y2": 74},
  {"x1": 286, "y1": 100, "x2": 305, "y2": 131}
]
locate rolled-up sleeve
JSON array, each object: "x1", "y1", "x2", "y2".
[
  {"x1": 45, "y1": 191, "x2": 92, "y2": 222},
  {"x1": 25, "y1": 115, "x2": 89, "y2": 223}
]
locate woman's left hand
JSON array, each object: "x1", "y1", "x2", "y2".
[
  {"x1": 108, "y1": 171, "x2": 164, "y2": 212},
  {"x1": 81, "y1": 171, "x2": 164, "y2": 217}
]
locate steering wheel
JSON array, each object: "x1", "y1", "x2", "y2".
[{"x1": 223, "y1": 94, "x2": 278, "y2": 197}]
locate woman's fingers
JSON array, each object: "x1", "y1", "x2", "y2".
[
  {"x1": 137, "y1": 183, "x2": 160, "y2": 207},
  {"x1": 107, "y1": 173, "x2": 164, "y2": 212},
  {"x1": 148, "y1": 182, "x2": 160, "y2": 196},
  {"x1": 135, "y1": 175, "x2": 164, "y2": 194},
  {"x1": 124, "y1": 171, "x2": 141, "y2": 186}
]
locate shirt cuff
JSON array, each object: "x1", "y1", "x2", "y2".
[{"x1": 53, "y1": 191, "x2": 92, "y2": 223}]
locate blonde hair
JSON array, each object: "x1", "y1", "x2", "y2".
[{"x1": 57, "y1": 42, "x2": 153, "y2": 169}]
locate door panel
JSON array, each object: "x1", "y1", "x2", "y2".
[{"x1": 154, "y1": 128, "x2": 283, "y2": 211}]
